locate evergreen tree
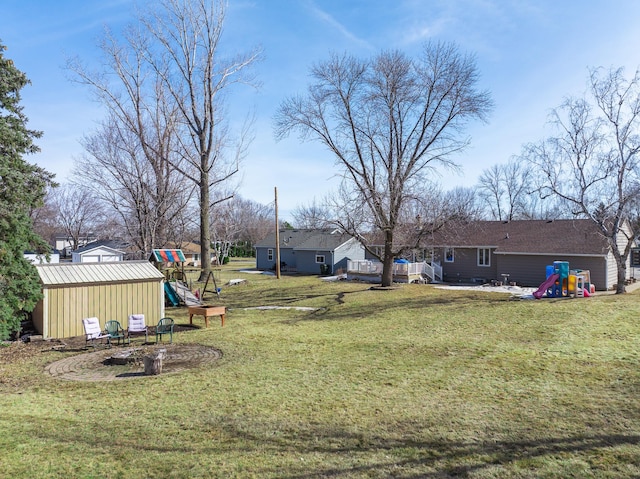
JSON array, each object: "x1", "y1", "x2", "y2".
[{"x1": 0, "y1": 41, "x2": 55, "y2": 340}]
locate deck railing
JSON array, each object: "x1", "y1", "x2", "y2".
[
  {"x1": 347, "y1": 260, "x2": 384, "y2": 274},
  {"x1": 422, "y1": 262, "x2": 443, "y2": 282},
  {"x1": 347, "y1": 260, "x2": 442, "y2": 282}
]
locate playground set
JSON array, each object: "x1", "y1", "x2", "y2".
[
  {"x1": 532, "y1": 261, "x2": 595, "y2": 299},
  {"x1": 150, "y1": 249, "x2": 226, "y2": 326}
]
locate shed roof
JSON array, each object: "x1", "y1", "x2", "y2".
[{"x1": 35, "y1": 260, "x2": 164, "y2": 286}]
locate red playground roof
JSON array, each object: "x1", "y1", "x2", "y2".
[{"x1": 151, "y1": 249, "x2": 186, "y2": 262}]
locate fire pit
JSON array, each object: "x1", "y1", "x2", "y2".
[{"x1": 105, "y1": 349, "x2": 142, "y2": 366}]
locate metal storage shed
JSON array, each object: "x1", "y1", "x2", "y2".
[{"x1": 32, "y1": 261, "x2": 165, "y2": 339}]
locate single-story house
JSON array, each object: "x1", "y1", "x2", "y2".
[
  {"x1": 32, "y1": 261, "x2": 165, "y2": 339},
  {"x1": 72, "y1": 240, "x2": 126, "y2": 263},
  {"x1": 419, "y1": 219, "x2": 632, "y2": 290},
  {"x1": 255, "y1": 228, "x2": 365, "y2": 274}
]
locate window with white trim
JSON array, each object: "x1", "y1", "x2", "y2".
[
  {"x1": 267, "y1": 248, "x2": 273, "y2": 261},
  {"x1": 477, "y1": 248, "x2": 491, "y2": 266},
  {"x1": 315, "y1": 254, "x2": 325, "y2": 264},
  {"x1": 444, "y1": 247, "x2": 455, "y2": 263}
]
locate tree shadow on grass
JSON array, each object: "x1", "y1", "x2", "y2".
[
  {"x1": 13, "y1": 410, "x2": 640, "y2": 477},
  {"x1": 281, "y1": 290, "x2": 510, "y2": 325},
  {"x1": 214, "y1": 418, "x2": 640, "y2": 478}
]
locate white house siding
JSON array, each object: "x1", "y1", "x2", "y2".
[
  {"x1": 334, "y1": 239, "x2": 366, "y2": 274},
  {"x1": 605, "y1": 249, "x2": 633, "y2": 290},
  {"x1": 603, "y1": 224, "x2": 634, "y2": 289}
]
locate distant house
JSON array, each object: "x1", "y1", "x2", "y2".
[
  {"x1": 72, "y1": 240, "x2": 126, "y2": 263},
  {"x1": 417, "y1": 219, "x2": 632, "y2": 290},
  {"x1": 54, "y1": 233, "x2": 98, "y2": 257},
  {"x1": 255, "y1": 229, "x2": 365, "y2": 274}
]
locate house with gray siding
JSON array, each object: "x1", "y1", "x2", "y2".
[
  {"x1": 255, "y1": 229, "x2": 365, "y2": 274},
  {"x1": 422, "y1": 219, "x2": 632, "y2": 290}
]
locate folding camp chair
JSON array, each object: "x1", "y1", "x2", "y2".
[
  {"x1": 82, "y1": 317, "x2": 109, "y2": 349},
  {"x1": 127, "y1": 314, "x2": 149, "y2": 343}
]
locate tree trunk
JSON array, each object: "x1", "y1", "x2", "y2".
[
  {"x1": 615, "y1": 253, "x2": 627, "y2": 294},
  {"x1": 381, "y1": 231, "x2": 394, "y2": 287},
  {"x1": 199, "y1": 168, "x2": 211, "y2": 282}
]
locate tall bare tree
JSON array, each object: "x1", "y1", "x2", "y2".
[
  {"x1": 142, "y1": 0, "x2": 260, "y2": 280},
  {"x1": 78, "y1": 117, "x2": 193, "y2": 256},
  {"x1": 526, "y1": 67, "x2": 640, "y2": 293},
  {"x1": 209, "y1": 194, "x2": 274, "y2": 261},
  {"x1": 49, "y1": 183, "x2": 106, "y2": 253},
  {"x1": 70, "y1": 0, "x2": 260, "y2": 280},
  {"x1": 477, "y1": 159, "x2": 532, "y2": 221},
  {"x1": 291, "y1": 199, "x2": 332, "y2": 229},
  {"x1": 275, "y1": 42, "x2": 492, "y2": 286}
]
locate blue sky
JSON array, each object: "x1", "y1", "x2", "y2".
[{"x1": 3, "y1": 0, "x2": 640, "y2": 217}]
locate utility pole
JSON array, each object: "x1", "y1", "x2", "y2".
[{"x1": 274, "y1": 187, "x2": 281, "y2": 279}]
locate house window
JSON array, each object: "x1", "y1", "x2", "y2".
[
  {"x1": 444, "y1": 247, "x2": 454, "y2": 263},
  {"x1": 315, "y1": 254, "x2": 325, "y2": 264},
  {"x1": 478, "y1": 248, "x2": 491, "y2": 267},
  {"x1": 267, "y1": 249, "x2": 273, "y2": 261}
]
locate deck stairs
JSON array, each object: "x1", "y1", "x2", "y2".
[{"x1": 421, "y1": 261, "x2": 443, "y2": 283}]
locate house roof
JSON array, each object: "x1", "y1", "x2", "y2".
[
  {"x1": 35, "y1": 261, "x2": 165, "y2": 286},
  {"x1": 426, "y1": 219, "x2": 609, "y2": 256},
  {"x1": 73, "y1": 240, "x2": 126, "y2": 255},
  {"x1": 165, "y1": 241, "x2": 200, "y2": 255},
  {"x1": 255, "y1": 229, "x2": 356, "y2": 251}
]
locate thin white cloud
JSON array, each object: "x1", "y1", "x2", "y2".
[{"x1": 305, "y1": 1, "x2": 374, "y2": 51}]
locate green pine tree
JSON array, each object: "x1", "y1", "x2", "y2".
[{"x1": 0, "y1": 41, "x2": 55, "y2": 340}]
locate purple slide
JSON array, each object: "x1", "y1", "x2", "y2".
[{"x1": 533, "y1": 274, "x2": 559, "y2": 299}]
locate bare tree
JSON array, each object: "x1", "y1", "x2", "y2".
[
  {"x1": 477, "y1": 159, "x2": 532, "y2": 221},
  {"x1": 69, "y1": 0, "x2": 260, "y2": 280},
  {"x1": 275, "y1": 42, "x2": 492, "y2": 286},
  {"x1": 142, "y1": 0, "x2": 260, "y2": 280},
  {"x1": 30, "y1": 188, "x2": 59, "y2": 246},
  {"x1": 291, "y1": 199, "x2": 332, "y2": 229},
  {"x1": 49, "y1": 183, "x2": 106, "y2": 252},
  {"x1": 526, "y1": 66, "x2": 640, "y2": 293},
  {"x1": 210, "y1": 194, "x2": 274, "y2": 261},
  {"x1": 78, "y1": 116, "x2": 193, "y2": 257}
]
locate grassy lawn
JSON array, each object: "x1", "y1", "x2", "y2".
[{"x1": 2, "y1": 258, "x2": 640, "y2": 478}]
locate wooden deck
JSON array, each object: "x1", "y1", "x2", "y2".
[{"x1": 346, "y1": 260, "x2": 441, "y2": 284}]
